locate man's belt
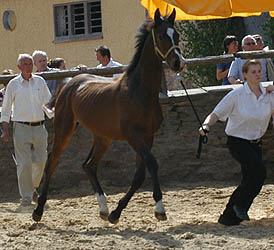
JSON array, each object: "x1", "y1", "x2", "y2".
[{"x1": 17, "y1": 121, "x2": 44, "y2": 126}]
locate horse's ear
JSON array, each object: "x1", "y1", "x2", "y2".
[
  {"x1": 154, "y1": 8, "x2": 162, "y2": 26},
  {"x1": 168, "y1": 8, "x2": 176, "y2": 25}
]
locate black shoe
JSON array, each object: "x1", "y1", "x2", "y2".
[
  {"x1": 233, "y1": 205, "x2": 250, "y2": 221},
  {"x1": 218, "y1": 214, "x2": 241, "y2": 226}
]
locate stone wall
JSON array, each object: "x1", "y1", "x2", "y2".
[
  {"x1": 158, "y1": 84, "x2": 274, "y2": 184},
  {"x1": 46, "y1": 84, "x2": 274, "y2": 190},
  {"x1": 1, "y1": 84, "x2": 274, "y2": 193}
]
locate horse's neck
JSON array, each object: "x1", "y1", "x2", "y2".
[{"x1": 135, "y1": 34, "x2": 163, "y2": 92}]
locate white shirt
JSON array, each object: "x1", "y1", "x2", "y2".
[
  {"x1": 96, "y1": 58, "x2": 122, "y2": 78},
  {"x1": 1, "y1": 74, "x2": 52, "y2": 123},
  {"x1": 213, "y1": 82, "x2": 274, "y2": 140},
  {"x1": 228, "y1": 58, "x2": 267, "y2": 82}
]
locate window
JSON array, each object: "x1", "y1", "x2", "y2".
[
  {"x1": 2, "y1": 10, "x2": 17, "y2": 31},
  {"x1": 53, "y1": 1, "x2": 102, "y2": 43}
]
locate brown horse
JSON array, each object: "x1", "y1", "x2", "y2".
[{"x1": 33, "y1": 8, "x2": 184, "y2": 224}]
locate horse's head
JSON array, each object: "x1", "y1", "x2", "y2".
[{"x1": 152, "y1": 9, "x2": 185, "y2": 72}]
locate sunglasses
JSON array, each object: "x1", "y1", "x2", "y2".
[{"x1": 245, "y1": 42, "x2": 255, "y2": 46}]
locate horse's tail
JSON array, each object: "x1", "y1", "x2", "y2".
[{"x1": 46, "y1": 78, "x2": 70, "y2": 109}]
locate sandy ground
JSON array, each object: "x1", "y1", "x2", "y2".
[
  {"x1": 1, "y1": 180, "x2": 274, "y2": 250},
  {"x1": 1, "y1": 124, "x2": 274, "y2": 250}
]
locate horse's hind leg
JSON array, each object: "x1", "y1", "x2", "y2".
[
  {"x1": 32, "y1": 113, "x2": 76, "y2": 222},
  {"x1": 82, "y1": 135, "x2": 112, "y2": 221}
]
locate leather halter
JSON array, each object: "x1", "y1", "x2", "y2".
[{"x1": 151, "y1": 28, "x2": 181, "y2": 61}]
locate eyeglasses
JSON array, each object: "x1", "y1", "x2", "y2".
[{"x1": 244, "y1": 42, "x2": 255, "y2": 46}]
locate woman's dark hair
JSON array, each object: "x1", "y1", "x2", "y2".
[
  {"x1": 2, "y1": 69, "x2": 15, "y2": 86},
  {"x1": 223, "y1": 35, "x2": 237, "y2": 53},
  {"x1": 48, "y1": 58, "x2": 65, "y2": 69}
]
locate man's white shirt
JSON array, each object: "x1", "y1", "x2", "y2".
[
  {"x1": 96, "y1": 58, "x2": 122, "y2": 78},
  {"x1": 1, "y1": 74, "x2": 52, "y2": 123}
]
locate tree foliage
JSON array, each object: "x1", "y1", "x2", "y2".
[
  {"x1": 176, "y1": 18, "x2": 245, "y2": 87},
  {"x1": 263, "y1": 16, "x2": 274, "y2": 48}
]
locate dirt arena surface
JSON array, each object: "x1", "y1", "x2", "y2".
[
  {"x1": 1, "y1": 179, "x2": 274, "y2": 249},
  {"x1": 1, "y1": 125, "x2": 274, "y2": 250}
]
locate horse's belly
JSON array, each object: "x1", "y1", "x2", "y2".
[{"x1": 79, "y1": 118, "x2": 124, "y2": 140}]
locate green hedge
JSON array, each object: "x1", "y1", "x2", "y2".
[
  {"x1": 176, "y1": 18, "x2": 245, "y2": 87},
  {"x1": 263, "y1": 17, "x2": 274, "y2": 48}
]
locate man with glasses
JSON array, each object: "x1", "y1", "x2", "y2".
[
  {"x1": 228, "y1": 35, "x2": 267, "y2": 84},
  {"x1": 253, "y1": 34, "x2": 274, "y2": 82},
  {"x1": 253, "y1": 34, "x2": 264, "y2": 50}
]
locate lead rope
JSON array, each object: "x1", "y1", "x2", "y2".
[{"x1": 176, "y1": 73, "x2": 208, "y2": 159}]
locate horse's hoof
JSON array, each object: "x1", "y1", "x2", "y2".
[
  {"x1": 32, "y1": 211, "x2": 42, "y2": 222},
  {"x1": 100, "y1": 211, "x2": 109, "y2": 221},
  {"x1": 155, "y1": 211, "x2": 167, "y2": 221},
  {"x1": 108, "y1": 213, "x2": 119, "y2": 224}
]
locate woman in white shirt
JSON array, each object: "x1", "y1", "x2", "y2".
[{"x1": 199, "y1": 59, "x2": 274, "y2": 226}]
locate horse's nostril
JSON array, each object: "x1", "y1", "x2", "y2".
[
  {"x1": 180, "y1": 60, "x2": 185, "y2": 70},
  {"x1": 174, "y1": 60, "x2": 180, "y2": 70}
]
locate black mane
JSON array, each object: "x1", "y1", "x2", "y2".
[{"x1": 126, "y1": 20, "x2": 154, "y2": 74}]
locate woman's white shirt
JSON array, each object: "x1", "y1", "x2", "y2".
[{"x1": 213, "y1": 82, "x2": 274, "y2": 140}]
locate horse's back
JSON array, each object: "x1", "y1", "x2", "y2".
[
  {"x1": 67, "y1": 73, "x2": 115, "y2": 88},
  {"x1": 58, "y1": 73, "x2": 125, "y2": 139}
]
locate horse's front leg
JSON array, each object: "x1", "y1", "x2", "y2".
[
  {"x1": 108, "y1": 136, "x2": 166, "y2": 224},
  {"x1": 108, "y1": 158, "x2": 146, "y2": 224},
  {"x1": 138, "y1": 136, "x2": 166, "y2": 221}
]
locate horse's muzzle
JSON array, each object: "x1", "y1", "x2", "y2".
[
  {"x1": 170, "y1": 58, "x2": 185, "y2": 72},
  {"x1": 179, "y1": 60, "x2": 185, "y2": 71}
]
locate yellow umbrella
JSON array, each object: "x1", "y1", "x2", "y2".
[{"x1": 141, "y1": 0, "x2": 274, "y2": 20}]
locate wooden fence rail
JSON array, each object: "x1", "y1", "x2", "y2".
[{"x1": 0, "y1": 50, "x2": 274, "y2": 85}]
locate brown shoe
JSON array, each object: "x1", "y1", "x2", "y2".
[{"x1": 16, "y1": 198, "x2": 34, "y2": 213}]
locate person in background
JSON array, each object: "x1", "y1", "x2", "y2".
[
  {"x1": 253, "y1": 34, "x2": 274, "y2": 82},
  {"x1": 95, "y1": 45, "x2": 122, "y2": 78},
  {"x1": 1, "y1": 54, "x2": 51, "y2": 210},
  {"x1": 32, "y1": 50, "x2": 61, "y2": 95},
  {"x1": 0, "y1": 69, "x2": 15, "y2": 107},
  {"x1": 74, "y1": 46, "x2": 123, "y2": 78},
  {"x1": 48, "y1": 58, "x2": 66, "y2": 70},
  {"x1": 253, "y1": 34, "x2": 264, "y2": 50},
  {"x1": 199, "y1": 59, "x2": 274, "y2": 226},
  {"x1": 228, "y1": 35, "x2": 267, "y2": 84},
  {"x1": 253, "y1": 34, "x2": 274, "y2": 124},
  {"x1": 216, "y1": 35, "x2": 238, "y2": 85},
  {"x1": 1, "y1": 69, "x2": 15, "y2": 75}
]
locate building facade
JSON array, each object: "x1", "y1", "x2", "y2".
[{"x1": 0, "y1": 0, "x2": 146, "y2": 72}]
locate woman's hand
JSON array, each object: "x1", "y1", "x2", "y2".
[
  {"x1": 199, "y1": 124, "x2": 209, "y2": 137},
  {"x1": 266, "y1": 85, "x2": 274, "y2": 93},
  {"x1": 1, "y1": 130, "x2": 8, "y2": 142},
  {"x1": 0, "y1": 123, "x2": 9, "y2": 142}
]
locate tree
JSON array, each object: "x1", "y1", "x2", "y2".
[{"x1": 176, "y1": 18, "x2": 245, "y2": 87}]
